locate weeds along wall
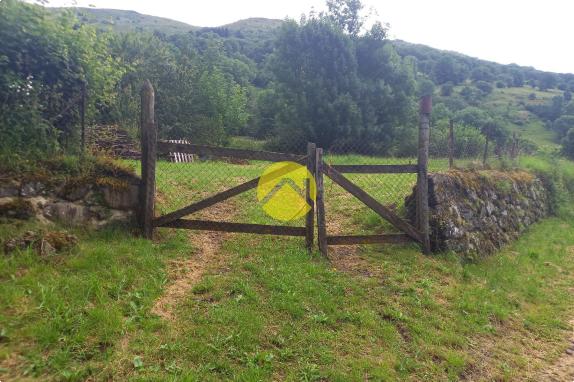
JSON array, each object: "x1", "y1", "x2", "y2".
[{"x1": 406, "y1": 170, "x2": 549, "y2": 257}]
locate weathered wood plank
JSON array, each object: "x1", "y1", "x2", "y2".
[
  {"x1": 157, "y1": 141, "x2": 305, "y2": 163},
  {"x1": 323, "y1": 163, "x2": 423, "y2": 244},
  {"x1": 305, "y1": 142, "x2": 316, "y2": 252},
  {"x1": 326, "y1": 234, "x2": 413, "y2": 246},
  {"x1": 417, "y1": 95, "x2": 432, "y2": 254},
  {"x1": 315, "y1": 148, "x2": 328, "y2": 256},
  {"x1": 140, "y1": 80, "x2": 156, "y2": 239},
  {"x1": 331, "y1": 164, "x2": 418, "y2": 174},
  {"x1": 161, "y1": 219, "x2": 306, "y2": 236},
  {"x1": 153, "y1": 159, "x2": 308, "y2": 227}
]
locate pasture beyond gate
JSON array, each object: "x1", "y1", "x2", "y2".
[{"x1": 138, "y1": 81, "x2": 432, "y2": 255}]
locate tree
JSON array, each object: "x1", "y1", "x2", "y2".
[
  {"x1": 460, "y1": 86, "x2": 484, "y2": 105},
  {"x1": 564, "y1": 101, "x2": 574, "y2": 116},
  {"x1": 111, "y1": 31, "x2": 249, "y2": 145},
  {"x1": 268, "y1": 15, "x2": 415, "y2": 153},
  {"x1": 433, "y1": 55, "x2": 464, "y2": 85},
  {"x1": 563, "y1": 128, "x2": 574, "y2": 159},
  {"x1": 553, "y1": 115, "x2": 574, "y2": 137},
  {"x1": 525, "y1": 95, "x2": 563, "y2": 122},
  {"x1": 455, "y1": 107, "x2": 490, "y2": 128},
  {"x1": 475, "y1": 80, "x2": 493, "y2": 95},
  {"x1": 0, "y1": 0, "x2": 124, "y2": 155},
  {"x1": 471, "y1": 66, "x2": 494, "y2": 82},
  {"x1": 325, "y1": 0, "x2": 365, "y2": 36},
  {"x1": 269, "y1": 18, "x2": 361, "y2": 150},
  {"x1": 440, "y1": 82, "x2": 454, "y2": 97},
  {"x1": 509, "y1": 69, "x2": 525, "y2": 87},
  {"x1": 538, "y1": 72, "x2": 557, "y2": 91}
]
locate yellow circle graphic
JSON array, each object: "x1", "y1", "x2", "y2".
[{"x1": 257, "y1": 161, "x2": 317, "y2": 222}]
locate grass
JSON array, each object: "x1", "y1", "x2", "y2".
[
  {"x1": 1, "y1": 154, "x2": 574, "y2": 380},
  {"x1": 449, "y1": 85, "x2": 562, "y2": 150}
]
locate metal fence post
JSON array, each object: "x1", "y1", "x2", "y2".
[
  {"x1": 140, "y1": 80, "x2": 157, "y2": 239},
  {"x1": 417, "y1": 96, "x2": 432, "y2": 255}
]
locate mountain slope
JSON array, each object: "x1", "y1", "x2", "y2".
[
  {"x1": 50, "y1": 7, "x2": 198, "y2": 35},
  {"x1": 52, "y1": 8, "x2": 283, "y2": 37}
]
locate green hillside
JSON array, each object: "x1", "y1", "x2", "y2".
[
  {"x1": 52, "y1": 7, "x2": 199, "y2": 35},
  {"x1": 221, "y1": 17, "x2": 283, "y2": 34},
  {"x1": 50, "y1": 8, "x2": 282, "y2": 37},
  {"x1": 483, "y1": 87, "x2": 563, "y2": 149}
]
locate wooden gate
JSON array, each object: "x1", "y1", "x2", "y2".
[
  {"x1": 138, "y1": 81, "x2": 317, "y2": 250},
  {"x1": 138, "y1": 80, "x2": 431, "y2": 255},
  {"x1": 313, "y1": 97, "x2": 432, "y2": 255}
]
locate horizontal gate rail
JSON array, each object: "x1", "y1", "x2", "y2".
[
  {"x1": 326, "y1": 234, "x2": 412, "y2": 246},
  {"x1": 322, "y1": 163, "x2": 423, "y2": 244},
  {"x1": 331, "y1": 164, "x2": 418, "y2": 174},
  {"x1": 160, "y1": 219, "x2": 307, "y2": 236},
  {"x1": 157, "y1": 141, "x2": 305, "y2": 163},
  {"x1": 152, "y1": 156, "x2": 308, "y2": 227}
]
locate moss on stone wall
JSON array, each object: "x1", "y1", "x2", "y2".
[{"x1": 407, "y1": 170, "x2": 549, "y2": 258}]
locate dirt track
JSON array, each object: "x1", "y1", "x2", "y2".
[{"x1": 539, "y1": 318, "x2": 574, "y2": 381}]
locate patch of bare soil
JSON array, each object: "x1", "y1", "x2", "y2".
[
  {"x1": 324, "y1": 196, "x2": 379, "y2": 277},
  {"x1": 0, "y1": 353, "x2": 25, "y2": 381},
  {"x1": 538, "y1": 318, "x2": 574, "y2": 382},
  {"x1": 150, "y1": 201, "x2": 236, "y2": 321}
]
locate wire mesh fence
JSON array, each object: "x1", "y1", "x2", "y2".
[
  {"x1": 321, "y1": 140, "x2": 419, "y2": 237},
  {"x1": 152, "y1": 138, "x2": 310, "y2": 230},
  {"x1": 429, "y1": 120, "x2": 533, "y2": 170}
]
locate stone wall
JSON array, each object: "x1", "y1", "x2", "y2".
[
  {"x1": 0, "y1": 174, "x2": 140, "y2": 228},
  {"x1": 406, "y1": 170, "x2": 549, "y2": 257}
]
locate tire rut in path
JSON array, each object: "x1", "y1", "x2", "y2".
[
  {"x1": 151, "y1": 202, "x2": 236, "y2": 321},
  {"x1": 538, "y1": 318, "x2": 574, "y2": 381}
]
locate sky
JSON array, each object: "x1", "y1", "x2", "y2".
[{"x1": 45, "y1": 0, "x2": 573, "y2": 74}]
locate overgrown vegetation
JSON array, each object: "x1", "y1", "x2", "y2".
[{"x1": 3, "y1": 0, "x2": 574, "y2": 159}]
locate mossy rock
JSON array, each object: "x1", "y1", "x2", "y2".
[
  {"x1": 0, "y1": 199, "x2": 35, "y2": 220},
  {"x1": 59, "y1": 176, "x2": 93, "y2": 201}
]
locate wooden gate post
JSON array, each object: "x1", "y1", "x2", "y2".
[
  {"x1": 417, "y1": 96, "x2": 432, "y2": 255},
  {"x1": 140, "y1": 80, "x2": 157, "y2": 239},
  {"x1": 315, "y1": 148, "x2": 328, "y2": 257},
  {"x1": 305, "y1": 142, "x2": 317, "y2": 252},
  {"x1": 448, "y1": 118, "x2": 454, "y2": 169}
]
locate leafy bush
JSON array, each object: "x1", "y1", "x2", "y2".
[
  {"x1": 440, "y1": 82, "x2": 454, "y2": 96},
  {"x1": 553, "y1": 116, "x2": 574, "y2": 137},
  {"x1": 0, "y1": 0, "x2": 124, "y2": 156},
  {"x1": 519, "y1": 154, "x2": 574, "y2": 215},
  {"x1": 562, "y1": 128, "x2": 574, "y2": 160},
  {"x1": 474, "y1": 80, "x2": 493, "y2": 95},
  {"x1": 430, "y1": 122, "x2": 486, "y2": 158}
]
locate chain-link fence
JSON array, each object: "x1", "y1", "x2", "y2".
[
  {"x1": 321, "y1": 140, "x2": 418, "y2": 237},
  {"x1": 429, "y1": 120, "x2": 534, "y2": 170},
  {"x1": 152, "y1": 138, "x2": 310, "y2": 231},
  {"x1": 117, "y1": 86, "x2": 433, "y2": 246}
]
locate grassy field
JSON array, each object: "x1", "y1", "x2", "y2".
[
  {"x1": 1, "y1": 155, "x2": 574, "y2": 381},
  {"x1": 450, "y1": 86, "x2": 563, "y2": 150}
]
